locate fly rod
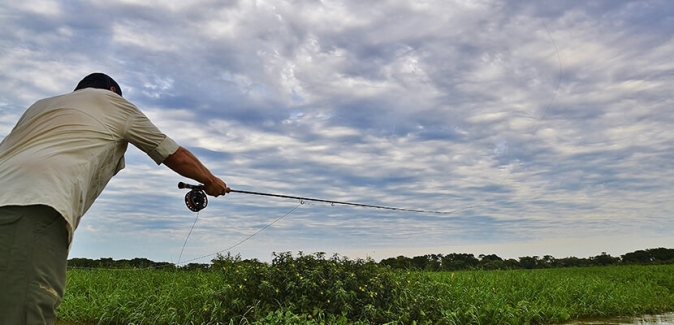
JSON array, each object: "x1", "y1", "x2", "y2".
[{"x1": 178, "y1": 182, "x2": 461, "y2": 214}]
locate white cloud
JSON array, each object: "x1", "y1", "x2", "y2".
[{"x1": 1, "y1": 0, "x2": 673, "y2": 263}]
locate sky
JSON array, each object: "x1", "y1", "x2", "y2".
[{"x1": 1, "y1": 0, "x2": 673, "y2": 265}]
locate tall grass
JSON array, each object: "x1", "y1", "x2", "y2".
[
  {"x1": 57, "y1": 253, "x2": 674, "y2": 325},
  {"x1": 404, "y1": 266, "x2": 674, "y2": 324}
]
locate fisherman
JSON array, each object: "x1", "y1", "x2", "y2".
[{"x1": 0, "y1": 72, "x2": 230, "y2": 324}]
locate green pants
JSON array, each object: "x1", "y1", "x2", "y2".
[{"x1": 0, "y1": 205, "x2": 69, "y2": 325}]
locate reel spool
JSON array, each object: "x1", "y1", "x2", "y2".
[{"x1": 179, "y1": 182, "x2": 208, "y2": 212}]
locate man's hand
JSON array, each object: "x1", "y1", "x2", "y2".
[{"x1": 203, "y1": 178, "x2": 231, "y2": 197}]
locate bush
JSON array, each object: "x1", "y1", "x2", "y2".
[{"x1": 210, "y1": 251, "x2": 402, "y2": 323}]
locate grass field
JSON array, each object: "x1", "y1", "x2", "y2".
[{"x1": 57, "y1": 253, "x2": 674, "y2": 325}]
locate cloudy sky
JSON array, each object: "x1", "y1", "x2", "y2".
[{"x1": 1, "y1": 0, "x2": 673, "y2": 264}]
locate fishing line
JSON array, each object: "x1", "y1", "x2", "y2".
[
  {"x1": 178, "y1": 211, "x2": 200, "y2": 265},
  {"x1": 174, "y1": 182, "x2": 474, "y2": 264},
  {"x1": 176, "y1": 202, "x2": 303, "y2": 266}
]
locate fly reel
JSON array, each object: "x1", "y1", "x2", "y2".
[{"x1": 178, "y1": 182, "x2": 208, "y2": 212}]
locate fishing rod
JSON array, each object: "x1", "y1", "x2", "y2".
[{"x1": 178, "y1": 182, "x2": 461, "y2": 214}]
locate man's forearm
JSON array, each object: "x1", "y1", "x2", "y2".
[
  {"x1": 163, "y1": 147, "x2": 216, "y2": 184},
  {"x1": 162, "y1": 146, "x2": 229, "y2": 196}
]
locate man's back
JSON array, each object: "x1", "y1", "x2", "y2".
[{"x1": 0, "y1": 88, "x2": 174, "y2": 237}]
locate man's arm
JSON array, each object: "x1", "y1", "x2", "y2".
[{"x1": 162, "y1": 146, "x2": 230, "y2": 197}]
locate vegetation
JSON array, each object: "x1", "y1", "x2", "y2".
[
  {"x1": 379, "y1": 247, "x2": 674, "y2": 271},
  {"x1": 58, "y1": 250, "x2": 674, "y2": 325},
  {"x1": 67, "y1": 247, "x2": 674, "y2": 271}
]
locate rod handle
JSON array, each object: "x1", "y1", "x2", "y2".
[{"x1": 178, "y1": 182, "x2": 203, "y2": 190}]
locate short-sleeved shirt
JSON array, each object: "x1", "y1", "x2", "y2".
[{"x1": 0, "y1": 88, "x2": 179, "y2": 243}]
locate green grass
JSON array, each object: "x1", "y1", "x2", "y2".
[
  {"x1": 57, "y1": 253, "x2": 674, "y2": 325},
  {"x1": 415, "y1": 267, "x2": 674, "y2": 324}
]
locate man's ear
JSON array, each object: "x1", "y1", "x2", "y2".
[{"x1": 110, "y1": 86, "x2": 118, "y2": 94}]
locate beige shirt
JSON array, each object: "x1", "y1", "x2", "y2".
[{"x1": 0, "y1": 88, "x2": 179, "y2": 242}]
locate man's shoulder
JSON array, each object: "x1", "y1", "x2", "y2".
[
  {"x1": 37, "y1": 88, "x2": 109, "y2": 105},
  {"x1": 64, "y1": 89, "x2": 138, "y2": 111}
]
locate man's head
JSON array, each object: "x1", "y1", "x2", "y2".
[{"x1": 74, "y1": 72, "x2": 123, "y2": 97}]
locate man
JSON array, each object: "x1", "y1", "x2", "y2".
[{"x1": 0, "y1": 73, "x2": 230, "y2": 324}]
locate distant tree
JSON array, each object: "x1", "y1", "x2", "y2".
[
  {"x1": 426, "y1": 254, "x2": 443, "y2": 271},
  {"x1": 481, "y1": 259, "x2": 505, "y2": 270},
  {"x1": 479, "y1": 254, "x2": 503, "y2": 262},
  {"x1": 380, "y1": 255, "x2": 413, "y2": 269},
  {"x1": 556, "y1": 256, "x2": 589, "y2": 268},
  {"x1": 411, "y1": 255, "x2": 429, "y2": 270},
  {"x1": 621, "y1": 250, "x2": 653, "y2": 264},
  {"x1": 501, "y1": 258, "x2": 520, "y2": 269},
  {"x1": 181, "y1": 263, "x2": 210, "y2": 271},
  {"x1": 154, "y1": 262, "x2": 176, "y2": 270},
  {"x1": 68, "y1": 258, "x2": 97, "y2": 268},
  {"x1": 98, "y1": 258, "x2": 115, "y2": 268},
  {"x1": 646, "y1": 247, "x2": 674, "y2": 263},
  {"x1": 127, "y1": 257, "x2": 154, "y2": 268},
  {"x1": 541, "y1": 255, "x2": 557, "y2": 268},
  {"x1": 591, "y1": 252, "x2": 620, "y2": 266},
  {"x1": 477, "y1": 254, "x2": 504, "y2": 270},
  {"x1": 442, "y1": 253, "x2": 479, "y2": 270},
  {"x1": 518, "y1": 256, "x2": 540, "y2": 269}
]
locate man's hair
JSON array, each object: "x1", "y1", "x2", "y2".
[{"x1": 74, "y1": 72, "x2": 123, "y2": 97}]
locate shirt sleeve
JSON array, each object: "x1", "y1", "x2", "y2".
[
  {"x1": 120, "y1": 100, "x2": 180, "y2": 164},
  {"x1": 148, "y1": 136, "x2": 180, "y2": 164}
]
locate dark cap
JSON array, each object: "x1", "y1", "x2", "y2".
[{"x1": 74, "y1": 72, "x2": 123, "y2": 97}]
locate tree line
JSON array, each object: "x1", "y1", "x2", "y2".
[
  {"x1": 67, "y1": 257, "x2": 177, "y2": 270},
  {"x1": 67, "y1": 247, "x2": 674, "y2": 271},
  {"x1": 379, "y1": 247, "x2": 674, "y2": 271}
]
